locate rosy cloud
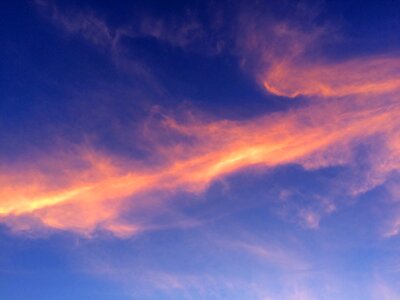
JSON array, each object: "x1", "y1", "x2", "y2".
[
  {"x1": 2, "y1": 1, "x2": 398, "y2": 237},
  {"x1": 261, "y1": 56, "x2": 400, "y2": 98},
  {"x1": 235, "y1": 6, "x2": 400, "y2": 98},
  {"x1": 1, "y1": 89, "x2": 399, "y2": 236}
]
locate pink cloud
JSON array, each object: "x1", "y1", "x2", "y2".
[
  {"x1": 1, "y1": 91, "x2": 399, "y2": 235},
  {"x1": 3, "y1": 1, "x2": 397, "y2": 238}
]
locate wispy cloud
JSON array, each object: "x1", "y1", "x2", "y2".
[
  {"x1": 373, "y1": 277, "x2": 400, "y2": 300},
  {"x1": 35, "y1": 0, "x2": 115, "y2": 48},
  {"x1": 261, "y1": 55, "x2": 400, "y2": 98},
  {"x1": 1, "y1": 90, "x2": 399, "y2": 236},
  {"x1": 234, "y1": 4, "x2": 400, "y2": 98},
  {"x1": 2, "y1": 0, "x2": 397, "y2": 238}
]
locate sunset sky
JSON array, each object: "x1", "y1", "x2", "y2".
[{"x1": 1, "y1": 0, "x2": 400, "y2": 299}]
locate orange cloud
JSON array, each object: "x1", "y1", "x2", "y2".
[
  {"x1": 261, "y1": 56, "x2": 400, "y2": 98},
  {"x1": 235, "y1": 9, "x2": 400, "y2": 99},
  {"x1": 0, "y1": 150, "x2": 157, "y2": 235},
  {"x1": 1, "y1": 92, "x2": 399, "y2": 236}
]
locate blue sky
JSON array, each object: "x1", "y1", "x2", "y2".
[{"x1": 1, "y1": 0, "x2": 400, "y2": 299}]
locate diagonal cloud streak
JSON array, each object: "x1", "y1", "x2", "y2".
[{"x1": 1, "y1": 88, "x2": 399, "y2": 236}]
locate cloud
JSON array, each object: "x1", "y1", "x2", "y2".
[
  {"x1": 35, "y1": 0, "x2": 223, "y2": 55},
  {"x1": 0, "y1": 147, "x2": 148, "y2": 236},
  {"x1": 373, "y1": 278, "x2": 400, "y2": 300},
  {"x1": 261, "y1": 56, "x2": 400, "y2": 98},
  {"x1": 1, "y1": 90, "x2": 399, "y2": 236},
  {"x1": 81, "y1": 248, "x2": 316, "y2": 300},
  {"x1": 34, "y1": 0, "x2": 160, "y2": 82},
  {"x1": 233, "y1": 4, "x2": 400, "y2": 98},
  {"x1": 3, "y1": 0, "x2": 396, "y2": 237},
  {"x1": 232, "y1": 3, "x2": 400, "y2": 231},
  {"x1": 223, "y1": 237, "x2": 311, "y2": 272},
  {"x1": 35, "y1": 0, "x2": 115, "y2": 48}
]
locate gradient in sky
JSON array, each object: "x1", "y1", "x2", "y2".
[{"x1": 1, "y1": 0, "x2": 400, "y2": 299}]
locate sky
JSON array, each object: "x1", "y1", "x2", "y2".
[{"x1": 1, "y1": 0, "x2": 400, "y2": 299}]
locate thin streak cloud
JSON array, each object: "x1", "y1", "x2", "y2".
[{"x1": 1, "y1": 90, "x2": 399, "y2": 235}]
